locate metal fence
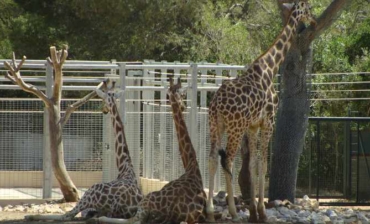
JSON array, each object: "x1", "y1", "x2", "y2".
[
  {"x1": 0, "y1": 59, "x2": 369, "y2": 204},
  {"x1": 297, "y1": 117, "x2": 370, "y2": 205}
]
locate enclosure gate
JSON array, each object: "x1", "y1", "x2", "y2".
[{"x1": 299, "y1": 117, "x2": 370, "y2": 205}]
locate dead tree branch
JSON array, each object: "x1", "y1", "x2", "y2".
[
  {"x1": 4, "y1": 53, "x2": 51, "y2": 104},
  {"x1": 49, "y1": 45, "x2": 68, "y2": 103},
  {"x1": 59, "y1": 81, "x2": 105, "y2": 127}
]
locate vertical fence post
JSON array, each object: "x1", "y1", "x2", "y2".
[
  {"x1": 172, "y1": 65, "x2": 181, "y2": 179},
  {"x1": 126, "y1": 70, "x2": 142, "y2": 185},
  {"x1": 143, "y1": 64, "x2": 150, "y2": 178},
  {"x1": 102, "y1": 103, "x2": 112, "y2": 182},
  {"x1": 199, "y1": 67, "x2": 207, "y2": 184},
  {"x1": 43, "y1": 62, "x2": 53, "y2": 199},
  {"x1": 159, "y1": 68, "x2": 167, "y2": 181},
  {"x1": 190, "y1": 64, "x2": 198, "y2": 151},
  {"x1": 214, "y1": 66, "x2": 222, "y2": 192},
  {"x1": 316, "y1": 120, "x2": 320, "y2": 202},
  {"x1": 102, "y1": 72, "x2": 117, "y2": 181},
  {"x1": 115, "y1": 63, "x2": 127, "y2": 179},
  {"x1": 356, "y1": 122, "x2": 360, "y2": 203}
]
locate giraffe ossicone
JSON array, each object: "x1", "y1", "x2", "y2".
[{"x1": 206, "y1": 1, "x2": 315, "y2": 223}]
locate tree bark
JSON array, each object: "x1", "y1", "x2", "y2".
[
  {"x1": 49, "y1": 105, "x2": 79, "y2": 201},
  {"x1": 268, "y1": 0, "x2": 351, "y2": 202}
]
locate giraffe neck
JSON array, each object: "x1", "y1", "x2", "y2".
[
  {"x1": 109, "y1": 99, "x2": 137, "y2": 182},
  {"x1": 245, "y1": 8, "x2": 300, "y2": 81},
  {"x1": 169, "y1": 95, "x2": 199, "y2": 172}
]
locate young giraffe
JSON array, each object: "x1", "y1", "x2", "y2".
[
  {"x1": 25, "y1": 79, "x2": 142, "y2": 221},
  {"x1": 98, "y1": 77, "x2": 206, "y2": 224},
  {"x1": 207, "y1": 1, "x2": 316, "y2": 222}
]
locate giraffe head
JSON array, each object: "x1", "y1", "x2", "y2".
[
  {"x1": 283, "y1": 1, "x2": 316, "y2": 26},
  {"x1": 167, "y1": 76, "x2": 187, "y2": 112},
  {"x1": 96, "y1": 79, "x2": 122, "y2": 111}
]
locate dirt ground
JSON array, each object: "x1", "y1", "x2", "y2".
[{"x1": 0, "y1": 212, "x2": 86, "y2": 224}]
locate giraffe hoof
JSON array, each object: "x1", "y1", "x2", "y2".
[
  {"x1": 258, "y1": 215, "x2": 268, "y2": 223},
  {"x1": 248, "y1": 216, "x2": 258, "y2": 223}
]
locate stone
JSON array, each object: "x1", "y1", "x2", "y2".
[
  {"x1": 327, "y1": 209, "x2": 338, "y2": 218},
  {"x1": 298, "y1": 210, "x2": 311, "y2": 218},
  {"x1": 266, "y1": 208, "x2": 278, "y2": 217},
  {"x1": 237, "y1": 210, "x2": 249, "y2": 220},
  {"x1": 358, "y1": 212, "x2": 369, "y2": 224},
  {"x1": 267, "y1": 216, "x2": 278, "y2": 223}
]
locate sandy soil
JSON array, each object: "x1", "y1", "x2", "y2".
[{"x1": 0, "y1": 212, "x2": 86, "y2": 224}]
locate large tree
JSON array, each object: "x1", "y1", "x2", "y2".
[{"x1": 268, "y1": 0, "x2": 351, "y2": 202}]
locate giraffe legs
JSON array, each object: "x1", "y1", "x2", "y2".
[
  {"x1": 246, "y1": 128, "x2": 258, "y2": 223},
  {"x1": 256, "y1": 124, "x2": 273, "y2": 222},
  {"x1": 223, "y1": 157, "x2": 239, "y2": 221},
  {"x1": 207, "y1": 139, "x2": 219, "y2": 222},
  {"x1": 222, "y1": 132, "x2": 244, "y2": 222},
  {"x1": 207, "y1": 115, "x2": 223, "y2": 222}
]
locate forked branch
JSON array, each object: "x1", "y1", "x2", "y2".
[
  {"x1": 4, "y1": 53, "x2": 51, "y2": 105},
  {"x1": 49, "y1": 45, "x2": 68, "y2": 102},
  {"x1": 59, "y1": 81, "x2": 105, "y2": 127}
]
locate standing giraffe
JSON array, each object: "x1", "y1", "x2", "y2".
[
  {"x1": 98, "y1": 77, "x2": 206, "y2": 224},
  {"x1": 25, "y1": 79, "x2": 142, "y2": 221},
  {"x1": 206, "y1": 1, "x2": 316, "y2": 222}
]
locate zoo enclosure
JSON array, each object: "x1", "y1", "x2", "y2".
[{"x1": 0, "y1": 59, "x2": 369, "y2": 204}]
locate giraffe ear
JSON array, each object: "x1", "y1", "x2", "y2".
[
  {"x1": 114, "y1": 90, "x2": 124, "y2": 98},
  {"x1": 282, "y1": 2, "x2": 295, "y2": 11},
  {"x1": 179, "y1": 85, "x2": 188, "y2": 96}
]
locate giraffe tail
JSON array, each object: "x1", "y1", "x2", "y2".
[{"x1": 218, "y1": 149, "x2": 232, "y2": 177}]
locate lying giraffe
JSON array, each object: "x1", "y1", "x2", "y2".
[
  {"x1": 207, "y1": 1, "x2": 316, "y2": 222},
  {"x1": 98, "y1": 77, "x2": 206, "y2": 224},
  {"x1": 25, "y1": 79, "x2": 142, "y2": 221}
]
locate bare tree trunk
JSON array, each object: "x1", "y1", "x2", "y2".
[
  {"x1": 268, "y1": 0, "x2": 351, "y2": 202},
  {"x1": 48, "y1": 106, "x2": 79, "y2": 201}
]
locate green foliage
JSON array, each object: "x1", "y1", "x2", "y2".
[{"x1": 346, "y1": 17, "x2": 370, "y2": 64}]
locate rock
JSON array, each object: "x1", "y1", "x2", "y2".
[
  {"x1": 221, "y1": 208, "x2": 230, "y2": 220},
  {"x1": 214, "y1": 205, "x2": 224, "y2": 213},
  {"x1": 358, "y1": 212, "x2": 369, "y2": 224},
  {"x1": 327, "y1": 209, "x2": 338, "y2": 218},
  {"x1": 15, "y1": 205, "x2": 25, "y2": 212},
  {"x1": 237, "y1": 210, "x2": 249, "y2": 220},
  {"x1": 343, "y1": 216, "x2": 357, "y2": 223},
  {"x1": 266, "y1": 208, "x2": 278, "y2": 217},
  {"x1": 298, "y1": 210, "x2": 311, "y2": 218},
  {"x1": 311, "y1": 211, "x2": 326, "y2": 224},
  {"x1": 267, "y1": 216, "x2": 278, "y2": 223},
  {"x1": 213, "y1": 191, "x2": 227, "y2": 206}
]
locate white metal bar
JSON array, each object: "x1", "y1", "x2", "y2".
[
  {"x1": 199, "y1": 68, "x2": 207, "y2": 185},
  {"x1": 190, "y1": 64, "x2": 198, "y2": 154},
  {"x1": 159, "y1": 68, "x2": 167, "y2": 181},
  {"x1": 42, "y1": 63, "x2": 53, "y2": 199}
]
